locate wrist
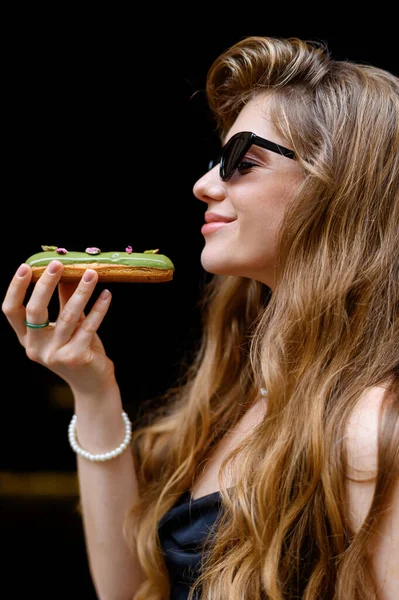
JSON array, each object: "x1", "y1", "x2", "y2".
[
  {"x1": 71, "y1": 376, "x2": 121, "y2": 411},
  {"x1": 68, "y1": 411, "x2": 132, "y2": 462},
  {"x1": 66, "y1": 360, "x2": 118, "y2": 399},
  {"x1": 71, "y1": 385, "x2": 130, "y2": 455}
]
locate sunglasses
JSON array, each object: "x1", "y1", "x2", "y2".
[{"x1": 208, "y1": 131, "x2": 296, "y2": 181}]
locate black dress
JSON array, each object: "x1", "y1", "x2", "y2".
[
  {"x1": 158, "y1": 490, "x2": 223, "y2": 600},
  {"x1": 158, "y1": 489, "x2": 312, "y2": 599}
]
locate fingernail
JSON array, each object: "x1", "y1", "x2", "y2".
[
  {"x1": 48, "y1": 260, "x2": 61, "y2": 274},
  {"x1": 17, "y1": 264, "x2": 29, "y2": 277},
  {"x1": 99, "y1": 289, "x2": 111, "y2": 300},
  {"x1": 83, "y1": 270, "x2": 95, "y2": 283}
]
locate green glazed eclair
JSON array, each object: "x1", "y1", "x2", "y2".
[{"x1": 26, "y1": 246, "x2": 175, "y2": 283}]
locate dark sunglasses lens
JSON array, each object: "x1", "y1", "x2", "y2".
[
  {"x1": 208, "y1": 157, "x2": 220, "y2": 171},
  {"x1": 221, "y1": 133, "x2": 250, "y2": 180}
]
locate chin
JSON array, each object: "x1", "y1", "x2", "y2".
[
  {"x1": 200, "y1": 251, "x2": 243, "y2": 277},
  {"x1": 201, "y1": 250, "x2": 275, "y2": 285},
  {"x1": 201, "y1": 252, "x2": 229, "y2": 276}
]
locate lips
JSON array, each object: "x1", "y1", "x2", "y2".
[
  {"x1": 202, "y1": 212, "x2": 236, "y2": 236},
  {"x1": 204, "y1": 212, "x2": 236, "y2": 224}
]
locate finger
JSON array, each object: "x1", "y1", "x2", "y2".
[
  {"x1": 72, "y1": 288, "x2": 112, "y2": 346},
  {"x1": 25, "y1": 260, "x2": 63, "y2": 325},
  {"x1": 2, "y1": 263, "x2": 33, "y2": 338},
  {"x1": 58, "y1": 281, "x2": 79, "y2": 310},
  {"x1": 52, "y1": 269, "x2": 99, "y2": 346},
  {"x1": 58, "y1": 281, "x2": 87, "y2": 324}
]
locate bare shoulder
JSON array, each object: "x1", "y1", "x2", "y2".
[
  {"x1": 344, "y1": 383, "x2": 392, "y2": 480},
  {"x1": 344, "y1": 382, "x2": 399, "y2": 597}
]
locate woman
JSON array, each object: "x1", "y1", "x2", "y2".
[{"x1": 2, "y1": 36, "x2": 398, "y2": 599}]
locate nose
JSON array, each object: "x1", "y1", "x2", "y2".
[{"x1": 192, "y1": 166, "x2": 226, "y2": 204}]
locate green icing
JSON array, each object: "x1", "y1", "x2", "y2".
[{"x1": 26, "y1": 251, "x2": 174, "y2": 270}]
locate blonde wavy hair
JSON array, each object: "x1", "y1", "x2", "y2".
[{"x1": 126, "y1": 36, "x2": 399, "y2": 599}]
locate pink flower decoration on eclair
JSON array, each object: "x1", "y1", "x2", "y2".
[
  {"x1": 126, "y1": 245, "x2": 133, "y2": 254},
  {"x1": 57, "y1": 248, "x2": 68, "y2": 255},
  {"x1": 85, "y1": 247, "x2": 101, "y2": 255}
]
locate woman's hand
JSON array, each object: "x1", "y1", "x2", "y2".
[{"x1": 2, "y1": 260, "x2": 115, "y2": 395}]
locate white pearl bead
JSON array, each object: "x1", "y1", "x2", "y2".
[{"x1": 68, "y1": 411, "x2": 132, "y2": 462}]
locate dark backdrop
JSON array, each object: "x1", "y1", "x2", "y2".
[{"x1": 1, "y1": 15, "x2": 397, "y2": 599}]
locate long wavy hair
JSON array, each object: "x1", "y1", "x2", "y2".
[{"x1": 126, "y1": 36, "x2": 399, "y2": 599}]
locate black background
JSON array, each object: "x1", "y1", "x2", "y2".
[{"x1": 1, "y1": 12, "x2": 397, "y2": 599}]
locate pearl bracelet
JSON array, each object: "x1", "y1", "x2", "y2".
[{"x1": 68, "y1": 411, "x2": 132, "y2": 462}]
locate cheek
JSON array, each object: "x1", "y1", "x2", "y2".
[
  {"x1": 234, "y1": 213, "x2": 280, "y2": 269},
  {"x1": 240, "y1": 177, "x2": 296, "y2": 230},
  {"x1": 239, "y1": 198, "x2": 285, "y2": 236}
]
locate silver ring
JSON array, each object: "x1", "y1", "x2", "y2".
[{"x1": 24, "y1": 319, "x2": 50, "y2": 329}]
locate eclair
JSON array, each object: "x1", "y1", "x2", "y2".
[{"x1": 26, "y1": 246, "x2": 175, "y2": 283}]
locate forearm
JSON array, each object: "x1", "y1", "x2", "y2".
[
  {"x1": 73, "y1": 386, "x2": 144, "y2": 600},
  {"x1": 2, "y1": 263, "x2": 146, "y2": 598}
]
